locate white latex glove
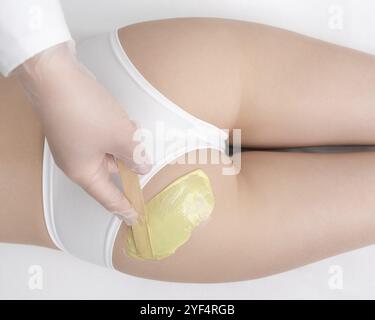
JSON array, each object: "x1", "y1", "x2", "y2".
[{"x1": 14, "y1": 41, "x2": 151, "y2": 225}]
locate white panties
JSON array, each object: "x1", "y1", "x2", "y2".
[{"x1": 42, "y1": 30, "x2": 228, "y2": 268}]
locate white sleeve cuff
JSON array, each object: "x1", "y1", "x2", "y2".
[{"x1": 0, "y1": 0, "x2": 72, "y2": 76}]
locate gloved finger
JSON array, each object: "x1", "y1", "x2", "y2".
[{"x1": 79, "y1": 158, "x2": 138, "y2": 225}]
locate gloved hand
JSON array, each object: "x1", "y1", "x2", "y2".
[{"x1": 14, "y1": 41, "x2": 151, "y2": 225}]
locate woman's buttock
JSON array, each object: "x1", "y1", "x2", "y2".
[{"x1": 117, "y1": 18, "x2": 244, "y2": 131}]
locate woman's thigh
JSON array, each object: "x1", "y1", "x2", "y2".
[
  {"x1": 0, "y1": 76, "x2": 54, "y2": 248},
  {"x1": 113, "y1": 150, "x2": 375, "y2": 283},
  {"x1": 119, "y1": 18, "x2": 375, "y2": 148}
]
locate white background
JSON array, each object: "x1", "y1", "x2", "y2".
[{"x1": 1, "y1": 0, "x2": 375, "y2": 299}]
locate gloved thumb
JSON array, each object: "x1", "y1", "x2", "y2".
[{"x1": 77, "y1": 154, "x2": 138, "y2": 225}]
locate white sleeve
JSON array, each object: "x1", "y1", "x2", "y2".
[{"x1": 0, "y1": 0, "x2": 72, "y2": 76}]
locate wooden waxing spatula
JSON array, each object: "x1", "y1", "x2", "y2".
[{"x1": 117, "y1": 160, "x2": 153, "y2": 258}]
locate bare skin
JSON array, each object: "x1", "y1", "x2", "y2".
[
  {"x1": 0, "y1": 76, "x2": 54, "y2": 249},
  {"x1": 1, "y1": 18, "x2": 375, "y2": 282},
  {"x1": 118, "y1": 18, "x2": 375, "y2": 147}
]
